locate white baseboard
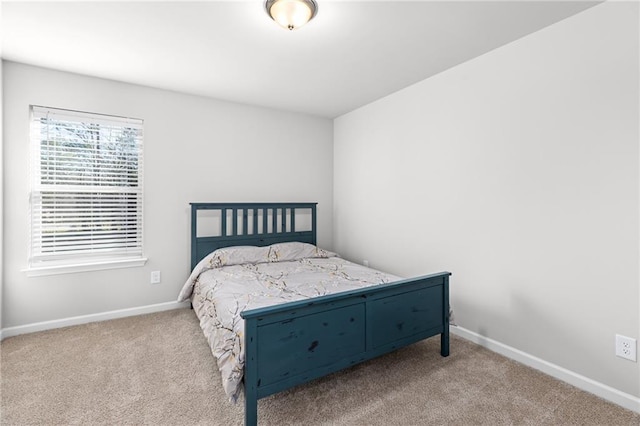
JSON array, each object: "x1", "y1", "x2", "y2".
[
  {"x1": 0, "y1": 300, "x2": 190, "y2": 341},
  {"x1": 451, "y1": 325, "x2": 640, "y2": 414}
]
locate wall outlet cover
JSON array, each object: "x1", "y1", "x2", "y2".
[{"x1": 615, "y1": 334, "x2": 637, "y2": 362}]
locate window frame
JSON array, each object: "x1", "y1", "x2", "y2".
[{"x1": 26, "y1": 105, "x2": 146, "y2": 276}]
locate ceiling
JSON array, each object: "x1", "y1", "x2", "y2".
[{"x1": 1, "y1": 1, "x2": 598, "y2": 118}]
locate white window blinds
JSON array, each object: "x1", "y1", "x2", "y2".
[{"x1": 29, "y1": 106, "x2": 144, "y2": 269}]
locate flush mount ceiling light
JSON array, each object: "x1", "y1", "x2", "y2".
[{"x1": 265, "y1": 0, "x2": 318, "y2": 31}]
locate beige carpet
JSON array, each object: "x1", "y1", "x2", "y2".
[{"x1": 1, "y1": 309, "x2": 638, "y2": 425}]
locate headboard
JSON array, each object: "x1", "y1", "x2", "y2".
[{"x1": 190, "y1": 202, "x2": 317, "y2": 270}]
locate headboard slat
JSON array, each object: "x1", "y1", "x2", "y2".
[
  {"x1": 262, "y1": 208, "x2": 268, "y2": 235},
  {"x1": 291, "y1": 209, "x2": 296, "y2": 233},
  {"x1": 253, "y1": 208, "x2": 259, "y2": 235},
  {"x1": 272, "y1": 209, "x2": 277, "y2": 234},
  {"x1": 243, "y1": 209, "x2": 249, "y2": 236},
  {"x1": 232, "y1": 208, "x2": 238, "y2": 236},
  {"x1": 221, "y1": 208, "x2": 227, "y2": 237}
]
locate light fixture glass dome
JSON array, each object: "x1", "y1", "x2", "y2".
[{"x1": 265, "y1": 0, "x2": 318, "y2": 31}]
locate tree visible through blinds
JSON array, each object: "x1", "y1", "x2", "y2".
[{"x1": 29, "y1": 106, "x2": 144, "y2": 267}]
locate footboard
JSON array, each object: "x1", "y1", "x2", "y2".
[{"x1": 240, "y1": 271, "x2": 451, "y2": 426}]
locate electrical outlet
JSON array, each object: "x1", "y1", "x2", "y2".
[
  {"x1": 363, "y1": 260, "x2": 369, "y2": 267},
  {"x1": 615, "y1": 334, "x2": 636, "y2": 362},
  {"x1": 150, "y1": 271, "x2": 161, "y2": 284}
]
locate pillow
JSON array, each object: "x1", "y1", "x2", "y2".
[
  {"x1": 203, "y1": 245, "x2": 269, "y2": 269},
  {"x1": 177, "y1": 242, "x2": 337, "y2": 302},
  {"x1": 202, "y1": 242, "x2": 337, "y2": 269},
  {"x1": 267, "y1": 242, "x2": 337, "y2": 262}
]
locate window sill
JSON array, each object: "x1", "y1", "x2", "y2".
[{"x1": 24, "y1": 257, "x2": 148, "y2": 277}]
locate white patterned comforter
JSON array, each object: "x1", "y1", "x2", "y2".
[{"x1": 177, "y1": 242, "x2": 400, "y2": 401}]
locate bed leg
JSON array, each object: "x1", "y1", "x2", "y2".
[
  {"x1": 441, "y1": 275, "x2": 450, "y2": 357},
  {"x1": 441, "y1": 331, "x2": 450, "y2": 357},
  {"x1": 245, "y1": 390, "x2": 258, "y2": 426},
  {"x1": 244, "y1": 318, "x2": 258, "y2": 426}
]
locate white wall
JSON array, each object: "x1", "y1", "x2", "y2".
[
  {"x1": 334, "y1": 2, "x2": 639, "y2": 398},
  {"x1": 2, "y1": 61, "x2": 333, "y2": 329}
]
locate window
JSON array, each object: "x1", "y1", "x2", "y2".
[{"x1": 28, "y1": 106, "x2": 145, "y2": 275}]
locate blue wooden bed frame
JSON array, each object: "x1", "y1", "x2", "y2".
[{"x1": 190, "y1": 202, "x2": 451, "y2": 426}]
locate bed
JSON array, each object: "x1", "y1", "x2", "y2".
[{"x1": 178, "y1": 202, "x2": 451, "y2": 426}]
